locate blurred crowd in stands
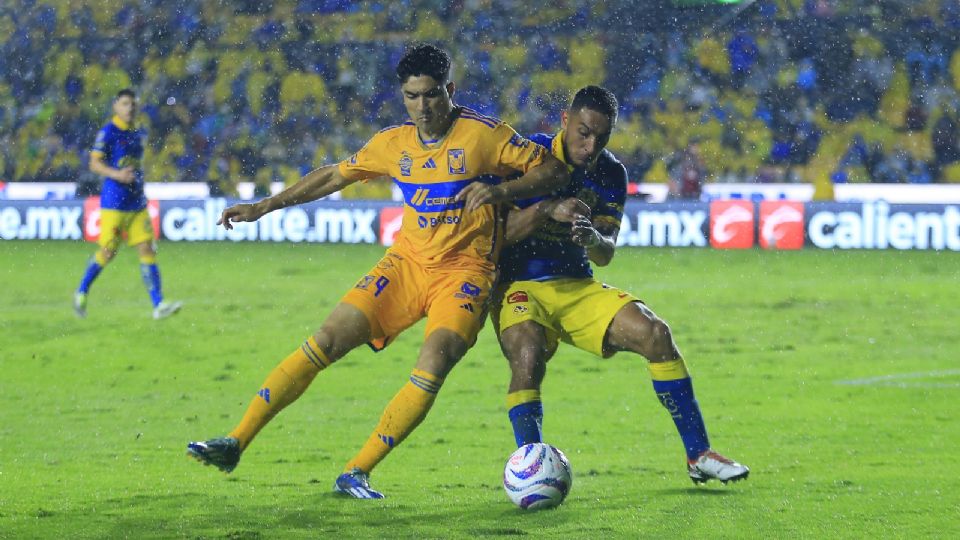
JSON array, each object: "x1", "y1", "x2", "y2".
[{"x1": 1, "y1": 0, "x2": 960, "y2": 200}]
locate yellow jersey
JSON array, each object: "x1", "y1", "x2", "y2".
[{"x1": 338, "y1": 107, "x2": 547, "y2": 270}]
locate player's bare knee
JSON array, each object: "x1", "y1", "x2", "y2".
[
  {"x1": 312, "y1": 328, "x2": 347, "y2": 362},
  {"x1": 647, "y1": 318, "x2": 676, "y2": 361},
  {"x1": 100, "y1": 249, "x2": 117, "y2": 263}
]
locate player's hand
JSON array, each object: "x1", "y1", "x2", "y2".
[
  {"x1": 218, "y1": 202, "x2": 266, "y2": 230},
  {"x1": 570, "y1": 216, "x2": 602, "y2": 248},
  {"x1": 457, "y1": 182, "x2": 506, "y2": 212},
  {"x1": 115, "y1": 167, "x2": 135, "y2": 183},
  {"x1": 541, "y1": 197, "x2": 590, "y2": 223}
]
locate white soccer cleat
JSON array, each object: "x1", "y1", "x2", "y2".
[
  {"x1": 153, "y1": 300, "x2": 183, "y2": 320},
  {"x1": 73, "y1": 292, "x2": 88, "y2": 318},
  {"x1": 688, "y1": 450, "x2": 750, "y2": 484}
]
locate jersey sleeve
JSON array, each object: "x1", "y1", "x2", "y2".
[
  {"x1": 338, "y1": 130, "x2": 392, "y2": 181},
  {"x1": 489, "y1": 123, "x2": 547, "y2": 177},
  {"x1": 594, "y1": 162, "x2": 628, "y2": 231},
  {"x1": 91, "y1": 126, "x2": 110, "y2": 159}
]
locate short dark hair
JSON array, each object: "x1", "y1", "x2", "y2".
[
  {"x1": 570, "y1": 85, "x2": 618, "y2": 123},
  {"x1": 115, "y1": 88, "x2": 136, "y2": 100},
  {"x1": 396, "y1": 44, "x2": 451, "y2": 84}
]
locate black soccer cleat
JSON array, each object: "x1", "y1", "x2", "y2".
[{"x1": 187, "y1": 436, "x2": 241, "y2": 473}]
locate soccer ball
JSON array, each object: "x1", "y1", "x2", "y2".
[{"x1": 503, "y1": 443, "x2": 573, "y2": 510}]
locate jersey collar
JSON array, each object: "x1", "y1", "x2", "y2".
[
  {"x1": 111, "y1": 115, "x2": 133, "y2": 131},
  {"x1": 553, "y1": 129, "x2": 599, "y2": 172},
  {"x1": 551, "y1": 130, "x2": 575, "y2": 172}
]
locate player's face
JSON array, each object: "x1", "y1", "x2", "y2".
[
  {"x1": 561, "y1": 107, "x2": 613, "y2": 167},
  {"x1": 113, "y1": 96, "x2": 137, "y2": 124},
  {"x1": 401, "y1": 75, "x2": 455, "y2": 136}
]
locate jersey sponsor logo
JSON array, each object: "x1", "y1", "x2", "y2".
[
  {"x1": 461, "y1": 282, "x2": 481, "y2": 297},
  {"x1": 507, "y1": 291, "x2": 528, "y2": 304},
  {"x1": 410, "y1": 187, "x2": 458, "y2": 208},
  {"x1": 349, "y1": 153, "x2": 358, "y2": 165},
  {"x1": 257, "y1": 388, "x2": 271, "y2": 403},
  {"x1": 399, "y1": 151, "x2": 413, "y2": 177},
  {"x1": 759, "y1": 201, "x2": 804, "y2": 250},
  {"x1": 422, "y1": 157, "x2": 437, "y2": 169},
  {"x1": 448, "y1": 149, "x2": 466, "y2": 174},
  {"x1": 411, "y1": 188, "x2": 429, "y2": 206},
  {"x1": 513, "y1": 305, "x2": 529, "y2": 314},
  {"x1": 459, "y1": 302, "x2": 475, "y2": 313},
  {"x1": 417, "y1": 215, "x2": 428, "y2": 228},
  {"x1": 355, "y1": 275, "x2": 376, "y2": 289},
  {"x1": 710, "y1": 200, "x2": 754, "y2": 249}
]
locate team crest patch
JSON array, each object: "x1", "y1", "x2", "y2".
[
  {"x1": 577, "y1": 188, "x2": 599, "y2": 211},
  {"x1": 460, "y1": 282, "x2": 481, "y2": 297},
  {"x1": 448, "y1": 149, "x2": 466, "y2": 174},
  {"x1": 399, "y1": 151, "x2": 413, "y2": 176},
  {"x1": 507, "y1": 291, "x2": 528, "y2": 304}
]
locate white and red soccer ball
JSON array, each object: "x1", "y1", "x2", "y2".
[{"x1": 503, "y1": 443, "x2": 573, "y2": 510}]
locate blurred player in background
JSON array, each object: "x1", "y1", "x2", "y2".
[
  {"x1": 73, "y1": 89, "x2": 182, "y2": 320},
  {"x1": 497, "y1": 86, "x2": 749, "y2": 484},
  {"x1": 187, "y1": 44, "x2": 569, "y2": 498}
]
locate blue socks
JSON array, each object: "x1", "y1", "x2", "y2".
[
  {"x1": 651, "y1": 376, "x2": 711, "y2": 461},
  {"x1": 77, "y1": 258, "x2": 103, "y2": 294},
  {"x1": 140, "y1": 263, "x2": 163, "y2": 307},
  {"x1": 507, "y1": 390, "x2": 543, "y2": 446}
]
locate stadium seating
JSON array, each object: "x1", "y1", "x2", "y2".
[{"x1": 0, "y1": 0, "x2": 958, "y2": 194}]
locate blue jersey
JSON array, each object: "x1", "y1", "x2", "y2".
[
  {"x1": 499, "y1": 131, "x2": 627, "y2": 282},
  {"x1": 91, "y1": 116, "x2": 146, "y2": 211}
]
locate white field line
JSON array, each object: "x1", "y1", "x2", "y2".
[{"x1": 835, "y1": 369, "x2": 960, "y2": 388}]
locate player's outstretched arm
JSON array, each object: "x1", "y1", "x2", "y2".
[
  {"x1": 458, "y1": 154, "x2": 570, "y2": 212},
  {"x1": 218, "y1": 164, "x2": 356, "y2": 229},
  {"x1": 504, "y1": 197, "x2": 591, "y2": 246}
]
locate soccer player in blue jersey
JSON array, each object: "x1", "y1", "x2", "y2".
[
  {"x1": 73, "y1": 89, "x2": 182, "y2": 320},
  {"x1": 497, "y1": 86, "x2": 749, "y2": 484}
]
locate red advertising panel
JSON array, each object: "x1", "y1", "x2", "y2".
[
  {"x1": 709, "y1": 200, "x2": 754, "y2": 249},
  {"x1": 759, "y1": 201, "x2": 804, "y2": 250},
  {"x1": 379, "y1": 206, "x2": 404, "y2": 246},
  {"x1": 83, "y1": 197, "x2": 160, "y2": 242}
]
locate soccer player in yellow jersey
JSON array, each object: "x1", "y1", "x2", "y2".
[
  {"x1": 498, "y1": 86, "x2": 749, "y2": 484},
  {"x1": 187, "y1": 44, "x2": 570, "y2": 498}
]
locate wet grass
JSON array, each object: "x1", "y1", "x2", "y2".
[{"x1": 1, "y1": 241, "x2": 958, "y2": 538}]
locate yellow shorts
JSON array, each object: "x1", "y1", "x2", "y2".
[
  {"x1": 99, "y1": 208, "x2": 154, "y2": 249},
  {"x1": 493, "y1": 278, "x2": 639, "y2": 358},
  {"x1": 340, "y1": 249, "x2": 495, "y2": 350}
]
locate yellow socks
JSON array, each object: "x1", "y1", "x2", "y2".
[
  {"x1": 647, "y1": 358, "x2": 690, "y2": 381},
  {"x1": 229, "y1": 336, "x2": 330, "y2": 450},
  {"x1": 345, "y1": 369, "x2": 443, "y2": 473}
]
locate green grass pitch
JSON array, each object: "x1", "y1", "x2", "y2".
[{"x1": 1, "y1": 240, "x2": 958, "y2": 538}]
